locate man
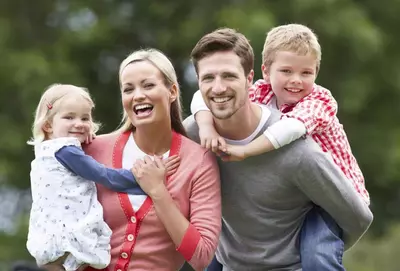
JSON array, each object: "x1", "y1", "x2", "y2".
[{"x1": 183, "y1": 28, "x2": 373, "y2": 270}]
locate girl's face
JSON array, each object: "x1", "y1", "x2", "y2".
[
  {"x1": 120, "y1": 60, "x2": 177, "y2": 129},
  {"x1": 44, "y1": 94, "x2": 92, "y2": 143}
]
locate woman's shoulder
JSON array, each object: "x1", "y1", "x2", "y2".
[
  {"x1": 84, "y1": 132, "x2": 121, "y2": 152},
  {"x1": 179, "y1": 134, "x2": 207, "y2": 153}
]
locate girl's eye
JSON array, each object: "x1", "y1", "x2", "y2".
[
  {"x1": 144, "y1": 83, "x2": 155, "y2": 88},
  {"x1": 281, "y1": 69, "x2": 291, "y2": 73},
  {"x1": 82, "y1": 117, "x2": 90, "y2": 121},
  {"x1": 123, "y1": 88, "x2": 133, "y2": 93}
]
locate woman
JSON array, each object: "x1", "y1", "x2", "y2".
[{"x1": 84, "y1": 48, "x2": 221, "y2": 271}]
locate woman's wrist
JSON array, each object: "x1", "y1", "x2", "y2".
[{"x1": 149, "y1": 182, "x2": 169, "y2": 202}]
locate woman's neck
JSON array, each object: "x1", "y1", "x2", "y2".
[{"x1": 133, "y1": 123, "x2": 172, "y2": 156}]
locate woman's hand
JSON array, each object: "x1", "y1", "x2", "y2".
[
  {"x1": 164, "y1": 155, "x2": 180, "y2": 176},
  {"x1": 132, "y1": 156, "x2": 167, "y2": 198}
]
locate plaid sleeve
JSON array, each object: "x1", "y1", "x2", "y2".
[
  {"x1": 248, "y1": 79, "x2": 274, "y2": 105},
  {"x1": 282, "y1": 85, "x2": 338, "y2": 134}
]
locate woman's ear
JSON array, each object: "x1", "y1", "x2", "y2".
[{"x1": 169, "y1": 84, "x2": 178, "y2": 103}]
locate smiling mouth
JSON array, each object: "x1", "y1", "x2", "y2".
[
  {"x1": 211, "y1": 97, "x2": 233, "y2": 103},
  {"x1": 134, "y1": 103, "x2": 154, "y2": 116},
  {"x1": 284, "y1": 88, "x2": 302, "y2": 93}
]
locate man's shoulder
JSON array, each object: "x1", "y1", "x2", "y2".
[{"x1": 183, "y1": 115, "x2": 201, "y2": 143}]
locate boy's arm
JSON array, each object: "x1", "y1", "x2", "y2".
[
  {"x1": 223, "y1": 118, "x2": 306, "y2": 161},
  {"x1": 295, "y1": 145, "x2": 373, "y2": 250},
  {"x1": 190, "y1": 90, "x2": 226, "y2": 151},
  {"x1": 55, "y1": 145, "x2": 146, "y2": 195},
  {"x1": 283, "y1": 85, "x2": 338, "y2": 134}
]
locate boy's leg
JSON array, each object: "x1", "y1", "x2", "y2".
[
  {"x1": 207, "y1": 256, "x2": 223, "y2": 271},
  {"x1": 300, "y1": 205, "x2": 345, "y2": 271}
]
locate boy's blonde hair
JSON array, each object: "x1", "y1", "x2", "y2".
[
  {"x1": 262, "y1": 24, "x2": 321, "y2": 72},
  {"x1": 28, "y1": 84, "x2": 100, "y2": 145},
  {"x1": 118, "y1": 48, "x2": 187, "y2": 136}
]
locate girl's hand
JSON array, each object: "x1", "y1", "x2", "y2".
[
  {"x1": 84, "y1": 132, "x2": 96, "y2": 144},
  {"x1": 132, "y1": 156, "x2": 167, "y2": 198},
  {"x1": 164, "y1": 155, "x2": 180, "y2": 176}
]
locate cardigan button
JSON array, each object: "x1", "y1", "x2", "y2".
[
  {"x1": 130, "y1": 216, "x2": 136, "y2": 223},
  {"x1": 121, "y1": 252, "x2": 128, "y2": 259},
  {"x1": 127, "y1": 234, "x2": 134, "y2": 241}
]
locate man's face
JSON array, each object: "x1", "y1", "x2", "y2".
[{"x1": 197, "y1": 51, "x2": 253, "y2": 119}]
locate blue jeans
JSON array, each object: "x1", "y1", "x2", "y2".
[
  {"x1": 300, "y1": 206, "x2": 345, "y2": 271},
  {"x1": 207, "y1": 256, "x2": 223, "y2": 271}
]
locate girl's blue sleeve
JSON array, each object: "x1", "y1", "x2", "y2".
[{"x1": 55, "y1": 145, "x2": 146, "y2": 195}]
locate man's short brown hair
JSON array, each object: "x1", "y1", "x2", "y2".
[{"x1": 191, "y1": 28, "x2": 254, "y2": 76}]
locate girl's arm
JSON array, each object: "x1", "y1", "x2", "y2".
[{"x1": 55, "y1": 145, "x2": 145, "y2": 194}]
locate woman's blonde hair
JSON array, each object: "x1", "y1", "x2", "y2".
[
  {"x1": 27, "y1": 84, "x2": 100, "y2": 145},
  {"x1": 262, "y1": 24, "x2": 322, "y2": 72},
  {"x1": 117, "y1": 48, "x2": 186, "y2": 136}
]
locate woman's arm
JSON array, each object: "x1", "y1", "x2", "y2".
[{"x1": 132, "y1": 152, "x2": 221, "y2": 271}]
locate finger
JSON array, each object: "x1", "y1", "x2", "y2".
[
  {"x1": 143, "y1": 156, "x2": 153, "y2": 165},
  {"x1": 218, "y1": 137, "x2": 227, "y2": 152},
  {"x1": 154, "y1": 156, "x2": 165, "y2": 168},
  {"x1": 165, "y1": 155, "x2": 180, "y2": 167},
  {"x1": 134, "y1": 159, "x2": 144, "y2": 168},
  {"x1": 200, "y1": 137, "x2": 206, "y2": 148},
  {"x1": 211, "y1": 138, "x2": 219, "y2": 153},
  {"x1": 218, "y1": 145, "x2": 230, "y2": 155}
]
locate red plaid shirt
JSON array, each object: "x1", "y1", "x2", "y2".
[{"x1": 249, "y1": 79, "x2": 370, "y2": 204}]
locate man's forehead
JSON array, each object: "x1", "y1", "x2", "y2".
[{"x1": 197, "y1": 51, "x2": 243, "y2": 75}]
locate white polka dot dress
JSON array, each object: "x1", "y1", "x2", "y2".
[{"x1": 27, "y1": 138, "x2": 112, "y2": 270}]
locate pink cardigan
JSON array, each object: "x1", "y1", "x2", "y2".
[{"x1": 83, "y1": 130, "x2": 221, "y2": 271}]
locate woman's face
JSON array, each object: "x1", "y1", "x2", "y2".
[{"x1": 120, "y1": 60, "x2": 177, "y2": 129}]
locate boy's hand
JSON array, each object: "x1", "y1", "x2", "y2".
[
  {"x1": 164, "y1": 155, "x2": 180, "y2": 176},
  {"x1": 218, "y1": 144, "x2": 247, "y2": 162},
  {"x1": 199, "y1": 126, "x2": 227, "y2": 153}
]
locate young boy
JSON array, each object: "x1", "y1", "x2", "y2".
[{"x1": 190, "y1": 24, "x2": 369, "y2": 270}]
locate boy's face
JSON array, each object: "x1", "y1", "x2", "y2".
[{"x1": 262, "y1": 50, "x2": 317, "y2": 107}]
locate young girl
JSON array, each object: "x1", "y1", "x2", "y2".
[{"x1": 26, "y1": 84, "x2": 179, "y2": 271}]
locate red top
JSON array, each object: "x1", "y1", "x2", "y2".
[
  {"x1": 84, "y1": 131, "x2": 221, "y2": 270},
  {"x1": 249, "y1": 79, "x2": 369, "y2": 204}
]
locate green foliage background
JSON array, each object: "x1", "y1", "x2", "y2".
[{"x1": 0, "y1": 0, "x2": 399, "y2": 269}]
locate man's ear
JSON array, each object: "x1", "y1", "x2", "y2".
[
  {"x1": 42, "y1": 121, "x2": 52, "y2": 133},
  {"x1": 261, "y1": 64, "x2": 270, "y2": 84},
  {"x1": 169, "y1": 84, "x2": 178, "y2": 103},
  {"x1": 247, "y1": 69, "x2": 255, "y2": 85}
]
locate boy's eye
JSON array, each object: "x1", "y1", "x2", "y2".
[
  {"x1": 280, "y1": 69, "x2": 291, "y2": 73},
  {"x1": 64, "y1": 116, "x2": 73, "y2": 120},
  {"x1": 82, "y1": 117, "x2": 90, "y2": 121},
  {"x1": 303, "y1": 71, "x2": 313, "y2": 75}
]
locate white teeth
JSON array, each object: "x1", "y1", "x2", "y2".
[
  {"x1": 286, "y1": 88, "x2": 302, "y2": 93},
  {"x1": 134, "y1": 104, "x2": 153, "y2": 110},
  {"x1": 213, "y1": 97, "x2": 231, "y2": 103}
]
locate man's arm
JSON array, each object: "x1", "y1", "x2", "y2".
[
  {"x1": 55, "y1": 145, "x2": 146, "y2": 195},
  {"x1": 294, "y1": 142, "x2": 373, "y2": 249}
]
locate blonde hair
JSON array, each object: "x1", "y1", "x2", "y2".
[
  {"x1": 262, "y1": 24, "x2": 321, "y2": 72},
  {"x1": 117, "y1": 48, "x2": 186, "y2": 136},
  {"x1": 28, "y1": 84, "x2": 100, "y2": 145}
]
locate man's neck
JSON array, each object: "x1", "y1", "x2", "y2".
[{"x1": 214, "y1": 102, "x2": 262, "y2": 141}]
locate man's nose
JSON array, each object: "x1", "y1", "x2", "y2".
[{"x1": 211, "y1": 77, "x2": 227, "y2": 94}]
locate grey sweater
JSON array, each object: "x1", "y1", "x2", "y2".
[{"x1": 183, "y1": 105, "x2": 373, "y2": 271}]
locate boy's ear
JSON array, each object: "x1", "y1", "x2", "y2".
[
  {"x1": 42, "y1": 121, "x2": 52, "y2": 133},
  {"x1": 261, "y1": 64, "x2": 270, "y2": 84}
]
